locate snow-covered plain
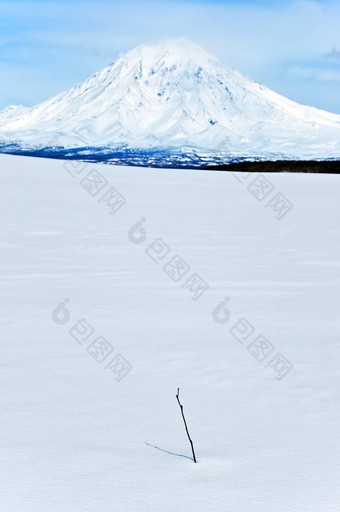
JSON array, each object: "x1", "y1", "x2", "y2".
[{"x1": 1, "y1": 154, "x2": 340, "y2": 511}]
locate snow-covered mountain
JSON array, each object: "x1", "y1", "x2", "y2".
[{"x1": 0, "y1": 39, "x2": 339, "y2": 164}]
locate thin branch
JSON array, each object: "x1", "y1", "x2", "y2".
[{"x1": 176, "y1": 388, "x2": 197, "y2": 463}]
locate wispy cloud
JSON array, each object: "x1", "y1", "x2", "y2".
[{"x1": 289, "y1": 66, "x2": 340, "y2": 83}]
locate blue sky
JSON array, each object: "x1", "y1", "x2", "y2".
[{"x1": 0, "y1": 0, "x2": 339, "y2": 113}]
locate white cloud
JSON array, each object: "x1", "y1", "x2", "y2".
[{"x1": 288, "y1": 66, "x2": 340, "y2": 82}]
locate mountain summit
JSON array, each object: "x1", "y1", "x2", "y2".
[{"x1": 0, "y1": 39, "x2": 339, "y2": 164}]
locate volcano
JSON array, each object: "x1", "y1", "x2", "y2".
[{"x1": 0, "y1": 39, "x2": 339, "y2": 167}]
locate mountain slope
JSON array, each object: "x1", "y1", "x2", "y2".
[
  {"x1": 0, "y1": 39, "x2": 339, "y2": 163},
  {"x1": 0, "y1": 105, "x2": 28, "y2": 128}
]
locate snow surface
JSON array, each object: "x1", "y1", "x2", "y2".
[
  {"x1": 1, "y1": 154, "x2": 340, "y2": 511},
  {"x1": 0, "y1": 39, "x2": 339, "y2": 160}
]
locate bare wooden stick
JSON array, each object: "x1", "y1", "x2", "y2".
[{"x1": 176, "y1": 388, "x2": 197, "y2": 463}]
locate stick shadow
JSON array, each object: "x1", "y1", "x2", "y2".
[{"x1": 145, "y1": 442, "x2": 193, "y2": 461}]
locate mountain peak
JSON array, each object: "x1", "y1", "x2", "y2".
[
  {"x1": 129, "y1": 38, "x2": 212, "y2": 57},
  {"x1": 116, "y1": 38, "x2": 220, "y2": 73}
]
